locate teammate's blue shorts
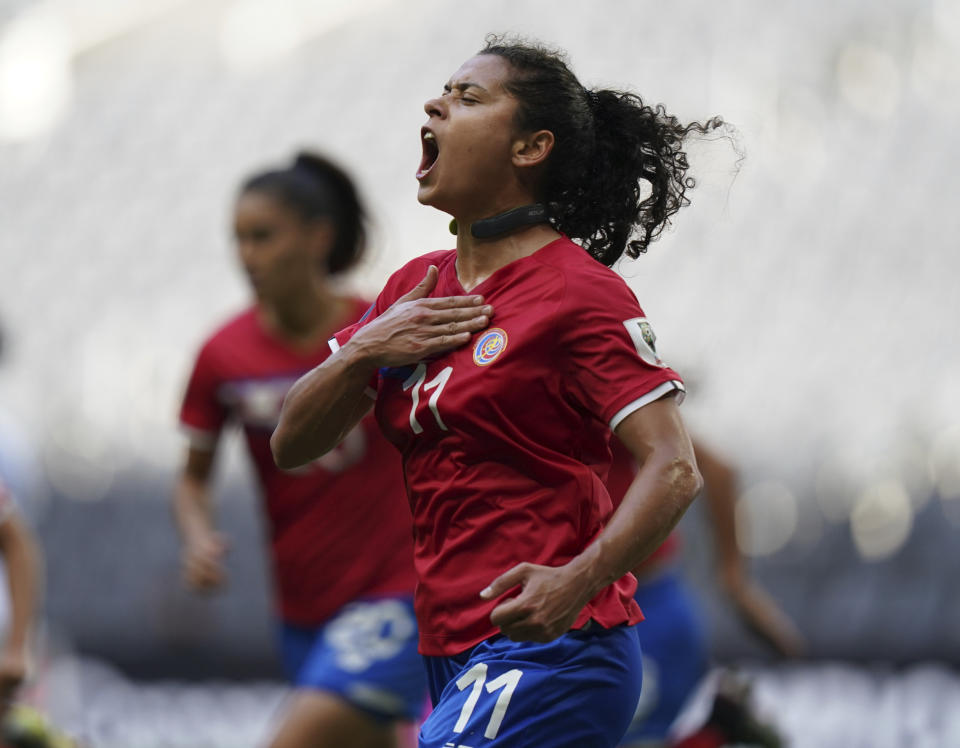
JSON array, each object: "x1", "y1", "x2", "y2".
[
  {"x1": 279, "y1": 594, "x2": 427, "y2": 721},
  {"x1": 620, "y1": 570, "x2": 708, "y2": 745},
  {"x1": 419, "y1": 623, "x2": 642, "y2": 748}
]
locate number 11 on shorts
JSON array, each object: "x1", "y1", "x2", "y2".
[{"x1": 452, "y1": 663, "x2": 523, "y2": 740}]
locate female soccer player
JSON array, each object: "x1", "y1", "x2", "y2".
[
  {"x1": 271, "y1": 37, "x2": 717, "y2": 747},
  {"x1": 174, "y1": 153, "x2": 425, "y2": 748}
]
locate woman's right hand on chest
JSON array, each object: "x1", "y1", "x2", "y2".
[{"x1": 349, "y1": 266, "x2": 493, "y2": 367}]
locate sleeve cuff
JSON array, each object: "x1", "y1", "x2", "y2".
[
  {"x1": 609, "y1": 380, "x2": 685, "y2": 431},
  {"x1": 329, "y1": 337, "x2": 377, "y2": 400}
]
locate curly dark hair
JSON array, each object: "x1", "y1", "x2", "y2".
[
  {"x1": 240, "y1": 152, "x2": 367, "y2": 274},
  {"x1": 480, "y1": 35, "x2": 724, "y2": 266}
]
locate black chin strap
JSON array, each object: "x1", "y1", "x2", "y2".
[{"x1": 448, "y1": 204, "x2": 549, "y2": 239}]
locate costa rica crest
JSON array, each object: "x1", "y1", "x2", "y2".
[{"x1": 473, "y1": 327, "x2": 508, "y2": 366}]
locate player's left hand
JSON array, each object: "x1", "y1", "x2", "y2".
[{"x1": 481, "y1": 562, "x2": 594, "y2": 643}]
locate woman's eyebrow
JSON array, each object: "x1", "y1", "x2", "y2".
[{"x1": 444, "y1": 81, "x2": 488, "y2": 94}]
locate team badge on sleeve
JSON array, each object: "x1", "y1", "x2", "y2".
[
  {"x1": 473, "y1": 328, "x2": 508, "y2": 366},
  {"x1": 623, "y1": 317, "x2": 665, "y2": 367}
]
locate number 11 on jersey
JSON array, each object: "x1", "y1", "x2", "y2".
[{"x1": 403, "y1": 363, "x2": 453, "y2": 434}]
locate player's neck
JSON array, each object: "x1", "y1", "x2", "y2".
[
  {"x1": 454, "y1": 223, "x2": 560, "y2": 293},
  {"x1": 260, "y1": 284, "x2": 346, "y2": 348}
]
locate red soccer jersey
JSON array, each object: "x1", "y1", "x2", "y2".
[
  {"x1": 332, "y1": 237, "x2": 684, "y2": 655},
  {"x1": 180, "y1": 298, "x2": 416, "y2": 626}
]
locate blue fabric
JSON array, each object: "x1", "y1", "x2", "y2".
[
  {"x1": 279, "y1": 594, "x2": 427, "y2": 721},
  {"x1": 419, "y1": 624, "x2": 642, "y2": 748},
  {"x1": 620, "y1": 571, "x2": 709, "y2": 744}
]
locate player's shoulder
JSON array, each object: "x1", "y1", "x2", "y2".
[
  {"x1": 341, "y1": 295, "x2": 375, "y2": 324},
  {"x1": 205, "y1": 306, "x2": 258, "y2": 342},
  {"x1": 195, "y1": 306, "x2": 260, "y2": 359},
  {"x1": 535, "y1": 237, "x2": 638, "y2": 306}
]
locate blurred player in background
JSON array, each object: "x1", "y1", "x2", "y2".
[
  {"x1": 0, "y1": 324, "x2": 40, "y2": 718},
  {"x1": 271, "y1": 36, "x2": 720, "y2": 747},
  {"x1": 613, "y1": 436, "x2": 804, "y2": 747},
  {"x1": 0, "y1": 488, "x2": 75, "y2": 744},
  {"x1": 173, "y1": 153, "x2": 425, "y2": 748},
  {"x1": 0, "y1": 324, "x2": 66, "y2": 747},
  {"x1": 0, "y1": 477, "x2": 40, "y2": 719}
]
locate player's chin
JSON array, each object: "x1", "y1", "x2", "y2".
[
  {"x1": 417, "y1": 179, "x2": 460, "y2": 214},
  {"x1": 416, "y1": 184, "x2": 447, "y2": 211}
]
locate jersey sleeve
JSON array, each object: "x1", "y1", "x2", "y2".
[
  {"x1": 562, "y1": 273, "x2": 684, "y2": 431},
  {"x1": 328, "y1": 300, "x2": 380, "y2": 352},
  {"x1": 179, "y1": 342, "x2": 227, "y2": 450},
  {"x1": 327, "y1": 300, "x2": 384, "y2": 399}
]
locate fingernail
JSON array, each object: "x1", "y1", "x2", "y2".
[
  {"x1": 480, "y1": 587, "x2": 492, "y2": 598},
  {"x1": 482, "y1": 305, "x2": 493, "y2": 315},
  {"x1": 472, "y1": 296, "x2": 483, "y2": 303}
]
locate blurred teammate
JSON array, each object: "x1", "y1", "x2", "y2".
[
  {"x1": 174, "y1": 153, "x2": 425, "y2": 748},
  {"x1": 0, "y1": 324, "x2": 75, "y2": 748},
  {"x1": 0, "y1": 325, "x2": 41, "y2": 720},
  {"x1": 272, "y1": 37, "x2": 719, "y2": 747},
  {"x1": 614, "y1": 436, "x2": 803, "y2": 747},
  {"x1": 0, "y1": 478, "x2": 39, "y2": 719}
]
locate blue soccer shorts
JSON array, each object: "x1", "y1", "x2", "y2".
[
  {"x1": 419, "y1": 623, "x2": 643, "y2": 748},
  {"x1": 279, "y1": 594, "x2": 428, "y2": 721},
  {"x1": 620, "y1": 571, "x2": 709, "y2": 745}
]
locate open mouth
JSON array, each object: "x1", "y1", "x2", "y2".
[{"x1": 417, "y1": 128, "x2": 439, "y2": 180}]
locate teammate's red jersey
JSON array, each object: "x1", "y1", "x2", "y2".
[
  {"x1": 180, "y1": 299, "x2": 416, "y2": 625},
  {"x1": 332, "y1": 237, "x2": 684, "y2": 655}
]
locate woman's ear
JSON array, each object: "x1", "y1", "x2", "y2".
[{"x1": 512, "y1": 129, "x2": 555, "y2": 169}]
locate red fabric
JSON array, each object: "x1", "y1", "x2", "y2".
[
  {"x1": 671, "y1": 726, "x2": 727, "y2": 748},
  {"x1": 180, "y1": 299, "x2": 415, "y2": 625},
  {"x1": 333, "y1": 238, "x2": 683, "y2": 655}
]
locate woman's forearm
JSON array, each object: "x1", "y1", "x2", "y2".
[
  {"x1": 481, "y1": 425, "x2": 701, "y2": 643},
  {"x1": 572, "y1": 397, "x2": 702, "y2": 595},
  {"x1": 173, "y1": 472, "x2": 216, "y2": 546},
  {"x1": 0, "y1": 515, "x2": 40, "y2": 654},
  {"x1": 271, "y1": 342, "x2": 377, "y2": 469},
  {"x1": 692, "y1": 440, "x2": 744, "y2": 584},
  {"x1": 575, "y1": 447, "x2": 701, "y2": 595}
]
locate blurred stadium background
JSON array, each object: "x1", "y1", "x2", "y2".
[{"x1": 1, "y1": 0, "x2": 959, "y2": 745}]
